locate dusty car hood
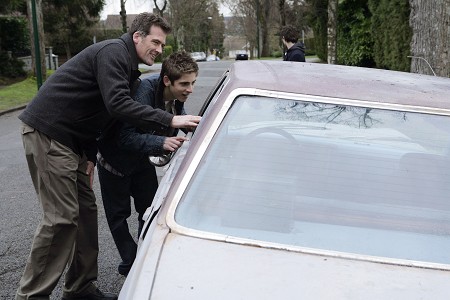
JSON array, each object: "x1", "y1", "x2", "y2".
[{"x1": 148, "y1": 233, "x2": 449, "y2": 299}]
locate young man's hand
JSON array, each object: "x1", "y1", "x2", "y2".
[
  {"x1": 171, "y1": 115, "x2": 201, "y2": 130},
  {"x1": 163, "y1": 136, "x2": 189, "y2": 152}
]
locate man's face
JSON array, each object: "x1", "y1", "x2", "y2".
[
  {"x1": 133, "y1": 25, "x2": 167, "y2": 66},
  {"x1": 164, "y1": 72, "x2": 197, "y2": 102}
]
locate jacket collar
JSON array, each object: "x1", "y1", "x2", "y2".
[{"x1": 120, "y1": 33, "x2": 141, "y2": 81}]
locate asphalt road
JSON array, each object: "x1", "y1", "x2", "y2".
[{"x1": 0, "y1": 59, "x2": 233, "y2": 299}]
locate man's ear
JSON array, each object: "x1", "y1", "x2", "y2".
[
  {"x1": 132, "y1": 32, "x2": 141, "y2": 45},
  {"x1": 163, "y1": 75, "x2": 171, "y2": 87}
]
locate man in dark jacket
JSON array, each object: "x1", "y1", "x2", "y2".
[
  {"x1": 16, "y1": 12, "x2": 201, "y2": 300},
  {"x1": 280, "y1": 25, "x2": 306, "y2": 62},
  {"x1": 96, "y1": 51, "x2": 198, "y2": 277}
]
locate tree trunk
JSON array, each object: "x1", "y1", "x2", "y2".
[
  {"x1": 260, "y1": 0, "x2": 271, "y2": 57},
  {"x1": 409, "y1": 0, "x2": 450, "y2": 77},
  {"x1": 327, "y1": 0, "x2": 338, "y2": 64},
  {"x1": 256, "y1": 0, "x2": 261, "y2": 58},
  {"x1": 279, "y1": 0, "x2": 286, "y2": 26},
  {"x1": 120, "y1": 0, "x2": 127, "y2": 33},
  {"x1": 27, "y1": 0, "x2": 46, "y2": 81},
  {"x1": 153, "y1": 0, "x2": 167, "y2": 16}
]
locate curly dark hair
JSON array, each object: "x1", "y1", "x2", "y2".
[
  {"x1": 280, "y1": 25, "x2": 299, "y2": 43},
  {"x1": 161, "y1": 51, "x2": 199, "y2": 83},
  {"x1": 129, "y1": 12, "x2": 171, "y2": 36}
]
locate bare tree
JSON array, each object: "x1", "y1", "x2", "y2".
[
  {"x1": 169, "y1": 0, "x2": 215, "y2": 52},
  {"x1": 154, "y1": 0, "x2": 167, "y2": 15},
  {"x1": 279, "y1": 0, "x2": 286, "y2": 26},
  {"x1": 120, "y1": 0, "x2": 127, "y2": 33},
  {"x1": 409, "y1": 0, "x2": 450, "y2": 77},
  {"x1": 327, "y1": 0, "x2": 337, "y2": 64}
]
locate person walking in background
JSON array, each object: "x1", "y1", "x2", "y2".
[
  {"x1": 16, "y1": 12, "x2": 201, "y2": 300},
  {"x1": 96, "y1": 51, "x2": 199, "y2": 277},
  {"x1": 280, "y1": 25, "x2": 306, "y2": 62}
]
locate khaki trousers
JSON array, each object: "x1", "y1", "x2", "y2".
[{"x1": 16, "y1": 123, "x2": 98, "y2": 300}]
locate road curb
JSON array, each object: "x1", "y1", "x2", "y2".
[{"x1": 0, "y1": 105, "x2": 26, "y2": 116}]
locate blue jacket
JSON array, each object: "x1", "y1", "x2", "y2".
[{"x1": 97, "y1": 74, "x2": 185, "y2": 176}]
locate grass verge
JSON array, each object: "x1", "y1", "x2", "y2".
[{"x1": 0, "y1": 71, "x2": 54, "y2": 112}]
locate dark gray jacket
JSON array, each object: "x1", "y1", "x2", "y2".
[{"x1": 19, "y1": 33, "x2": 173, "y2": 163}]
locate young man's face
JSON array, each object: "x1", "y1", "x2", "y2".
[
  {"x1": 133, "y1": 25, "x2": 167, "y2": 66},
  {"x1": 164, "y1": 72, "x2": 197, "y2": 102}
]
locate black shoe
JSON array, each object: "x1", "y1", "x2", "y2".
[{"x1": 62, "y1": 288, "x2": 117, "y2": 300}]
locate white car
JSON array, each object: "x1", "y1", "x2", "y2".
[
  {"x1": 190, "y1": 51, "x2": 206, "y2": 62},
  {"x1": 119, "y1": 61, "x2": 450, "y2": 299}
]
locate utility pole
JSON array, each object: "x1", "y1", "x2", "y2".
[{"x1": 29, "y1": 0, "x2": 44, "y2": 89}]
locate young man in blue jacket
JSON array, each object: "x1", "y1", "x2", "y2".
[
  {"x1": 16, "y1": 12, "x2": 201, "y2": 300},
  {"x1": 96, "y1": 51, "x2": 199, "y2": 277}
]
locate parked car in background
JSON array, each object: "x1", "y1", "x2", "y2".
[
  {"x1": 190, "y1": 51, "x2": 206, "y2": 62},
  {"x1": 119, "y1": 61, "x2": 450, "y2": 300},
  {"x1": 235, "y1": 53, "x2": 248, "y2": 60},
  {"x1": 206, "y1": 54, "x2": 220, "y2": 61}
]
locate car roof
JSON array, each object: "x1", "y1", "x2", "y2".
[{"x1": 227, "y1": 61, "x2": 450, "y2": 110}]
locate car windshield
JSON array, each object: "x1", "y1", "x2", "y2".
[{"x1": 175, "y1": 96, "x2": 450, "y2": 264}]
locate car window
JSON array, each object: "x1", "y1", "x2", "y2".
[
  {"x1": 175, "y1": 96, "x2": 450, "y2": 264},
  {"x1": 197, "y1": 70, "x2": 228, "y2": 116}
]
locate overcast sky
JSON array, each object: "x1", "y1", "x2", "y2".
[{"x1": 101, "y1": 0, "x2": 231, "y2": 20}]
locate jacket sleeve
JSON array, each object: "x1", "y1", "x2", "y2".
[
  {"x1": 114, "y1": 75, "x2": 172, "y2": 156},
  {"x1": 94, "y1": 43, "x2": 174, "y2": 131},
  {"x1": 117, "y1": 122, "x2": 167, "y2": 156}
]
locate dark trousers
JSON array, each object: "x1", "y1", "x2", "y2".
[{"x1": 97, "y1": 164, "x2": 158, "y2": 272}]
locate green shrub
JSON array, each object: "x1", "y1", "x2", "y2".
[
  {"x1": 368, "y1": 0, "x2": 412, "y2": 71},
  {"x1": 271, "y1": 50, "x2": 283, "y2": 58},
  {"x1": 337, "y1": 0, "x2": 375, "y2": 67},
  {"x1": 0, "y1": 51, "x2": 26, "y2": 78},
  {"x1": 0, "y1": 16, "x2": 30, "y2": 56},
  {"x1": 156, "y1": 45, "x2": 174, "y2": 63}
]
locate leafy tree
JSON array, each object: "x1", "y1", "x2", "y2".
[
  {"x1": 338, "y1": 0, "x2": 374, "y2": 67},
  {"x1": 305, "y1": 0, "x2": 328, "y2": 61},
  {"x1": 43, "y1": 0, "x2": 104, "y2": 58},
  {"x1": 0, "y1": 0, "x2": 26, "y2": 14},
  {"x1": 368, "y1": 0, "x2": 411, "y2": 72},
  {"x1": 0, "y1": 16, "x2": 30, "y2": 55}
]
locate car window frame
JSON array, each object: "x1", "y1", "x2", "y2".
[{"x1": 165, "y1": 87, "x2": 450, "y2": 271}]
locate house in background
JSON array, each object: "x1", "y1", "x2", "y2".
[{"x1": 101, "y1": 14, "x2": 139, "y2": 30}]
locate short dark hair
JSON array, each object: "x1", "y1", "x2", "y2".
[
  {"x1": 280, "y1": 25, "x2": 299, "y2": 43},
  {"x1": 161, "y1": 51, "x2": 199, "y2": 83},
  {"x1": 129, "y1": 12, "x2": 171, "y2": 36}
]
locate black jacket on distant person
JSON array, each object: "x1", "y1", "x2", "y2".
[
  {"x1": 18, "y1": 33, "x2": 173, "y2": 163},
  {"x1": 284, "y1": 42, "x2": 306, "y2": 62}
]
